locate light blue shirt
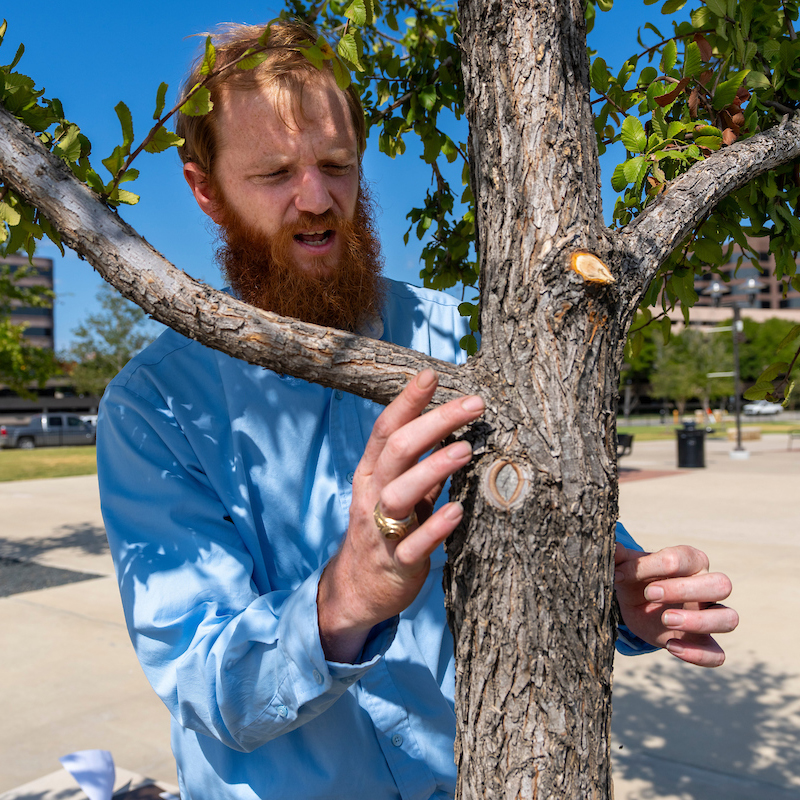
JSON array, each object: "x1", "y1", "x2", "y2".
[{"x1": 98, "y1": 280, "x2": 652, "y2": 800}]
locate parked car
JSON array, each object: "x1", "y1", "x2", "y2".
[
  {"x1": 0, "y1": 413, "x2": 96, "y2": 449},
  {"x1": 742, "y1": 399, "x2": 783, "y2": 416}
]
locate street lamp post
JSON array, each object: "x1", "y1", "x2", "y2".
[{"x1": 701, "y1": 277, "x2": 765, "y2": 459}]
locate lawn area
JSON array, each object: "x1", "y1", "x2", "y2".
[
  {"x1": 0, "y1": 446, "x2": 97, "y2": 482},
  {"x1": 617, "y1": 418, "x2": 799, "y2": 442}
]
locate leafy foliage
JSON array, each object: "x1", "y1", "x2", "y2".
[
  {"x1": 1, "y1": 2, "x2": 800, "y2": 387},
  {"x1": 0, "y1": 261, "x2": 59, "y2": 396},
  {"x1": 61, "y1": 282, "x2": 158, "y2": 397}
]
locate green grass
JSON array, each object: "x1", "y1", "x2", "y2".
[
  {"x1": 618, "y1": 419, "x2": 799, "y2": 442},
  {"x1": 0, "y1": 446, "x2": 97, "y2": 482}
]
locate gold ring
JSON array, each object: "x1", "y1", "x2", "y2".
[{"x1": 374, "y1": 503, "x2": 418, "y2": 540}]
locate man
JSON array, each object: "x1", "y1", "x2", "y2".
[{"x1": 97, "y1": 20, "x2": 738, "y2": 799}]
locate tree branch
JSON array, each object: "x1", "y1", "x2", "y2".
[
  {"x1": 0, "y1": 102, "x2": 479, "y2": 406},
  {"x1": 617, "y1": 113, "x2": 800, "y2": 297}
]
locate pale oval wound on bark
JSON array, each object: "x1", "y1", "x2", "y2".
[
  {"x1": 483, "y1": 459, "x2": 530, "y2": 509},
  {"x1": 570, "y1": 251, "x2": 615, "y2": 284}
]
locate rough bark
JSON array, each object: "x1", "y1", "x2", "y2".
[
  {"x1": 451, "y1": 0, "x2": 620, "y2": 796},
  {"x1": 2, "y1": 8, "x2": 800, "y2": 796}
]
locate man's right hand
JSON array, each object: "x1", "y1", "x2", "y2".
[{"x1": 317, "y1": 368, "x2": 485, "y2": 662}]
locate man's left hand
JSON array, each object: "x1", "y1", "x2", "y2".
[{"x1": 614, "y1": 544, "x2": 739, "y2": 668}]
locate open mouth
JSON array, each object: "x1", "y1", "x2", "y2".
[{"x1": 294, "y1": 230, "x2": 334, "y2": 247}]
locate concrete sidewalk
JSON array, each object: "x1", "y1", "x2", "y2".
[{"x1": 1, "y1": 437, "x2": 798, "y2": 797}]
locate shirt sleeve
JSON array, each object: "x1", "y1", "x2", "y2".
[
  {"x1": 614, "y1": 521, "x2": 660, "y2": 656},
  {"x1": 98, "y1": 382, "x2": 394, "y2": 754}
]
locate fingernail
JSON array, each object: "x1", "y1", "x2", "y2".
[
  {"x1": 417, "y1": 369, "x2": 437, "y2": 389},
  {"x1": 461, "y1": 395, "x2": 485, "y2": 412},
  {"x1": 663, "y1": 611, "x2": 684, "y2": 628},
  {"x1": 448, "y1": 440, "x2": 473, "y2": 460},
  {"x1": 444, "y1": 501, "x2": 464, "y2": 520},
  {"x1": 666, "y1": 639, "x2": 686, "y2": 656},
  {"x1": 644, "y1": 585, "x2": 664, "y2": 601}
]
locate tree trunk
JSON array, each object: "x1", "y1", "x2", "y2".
[
  {"x1": 4, "y1": 2, "x2": 800, "y2": 796},
  {"x1": 446, "y1": 0, "x2": 624, "y2": 796}
]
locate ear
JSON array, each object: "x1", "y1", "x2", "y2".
[{"x1": 184, "y1": 162, "x2": 224, "y2": 223}]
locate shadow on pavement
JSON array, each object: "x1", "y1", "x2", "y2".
[
  {"x1": 613, "y1": 657, "x2": 800, "y2": 797},
  {"x1": 0, "y1": 522, "x2": 108, "y2": 561}
]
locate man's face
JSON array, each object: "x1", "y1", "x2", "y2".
[
  {"x1": 206, "y1": 77, "x2": 360, "y2": 278},
  {"x1": 183, "y1": 73, "x2": 384, "y2": 332}
]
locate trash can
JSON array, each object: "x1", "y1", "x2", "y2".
[{"x1": 676, "y1": 421, "x2": 705, "y2": 468}]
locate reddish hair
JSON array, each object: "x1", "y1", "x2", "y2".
[{"x1": 175, "y1": 20, "x2": 366, "y2": 176}]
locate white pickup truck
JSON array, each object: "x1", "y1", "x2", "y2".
[{"x1": 0, "y1": 413, "x2": 96, "y2": 449}]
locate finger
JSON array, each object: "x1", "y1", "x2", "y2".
[
  {"x1": 661, "y1": 604, "x2": 739, "y2": 635},
  {"x1": 616, "y1": 545, "x2": 709, "y2": 584},
  {"x1": 360, "y1": 369, "x2": 439, "y2": 472},
  {"x1": 665, "y1": 635, "x2": 726, "y2": 668},
  {"x1": 371, "y1": 394, "x2": 484, "y2": 486},
  {"x1": 643, "y1": 572, "x2": 733, "y2": 605},
  {"x1": 378, "y1": 440, "x2": 473, "y2": 519},
  {"x1": 394, "y1": 501, "x2": 464, "y2": 570}
]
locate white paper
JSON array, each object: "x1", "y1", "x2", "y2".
[{"x1": 59, "y1": 749, "x2": 116, "y2": 800}]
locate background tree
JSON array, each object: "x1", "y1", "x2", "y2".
[
  {"x1": 62, "y1": 282, "x2": 157, "y2": 397},
  {"x1": 649, "y1": 326, "x2": 733, "y2": 412},
  {"x1": 1, "y1": 2, "x2": 800, "y2": 798},
  {"x1": 0, "y1": 261, "x2": 59, "y2": 397}
]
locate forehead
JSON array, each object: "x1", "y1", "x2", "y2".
[{"x1": 215, "y1": 76, "x2": 357, "y2": 162}]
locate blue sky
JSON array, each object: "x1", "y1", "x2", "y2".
[{"x1": 3, "y1": 0, "x2": 686, "y2": 350}]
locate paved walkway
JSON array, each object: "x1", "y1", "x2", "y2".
[{"x1": 0, "y1": 436, "x2": 798, "y2": 797}]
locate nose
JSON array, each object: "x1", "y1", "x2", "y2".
[{"x1": 295, "y1": 168, "x2": 333, "y2": 216}]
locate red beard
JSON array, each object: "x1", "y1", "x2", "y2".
[{"x1": 215, "y1": 187, "x2": 385, "y2": 332}]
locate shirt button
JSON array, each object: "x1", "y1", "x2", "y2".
[
  {"x1": 346, "y1": 471, "x2": 354, "y2": 484},
  {"x1": 277, "y1": 705, "x2": 289, "y2": 718},
  {"x1": 334, "y1": 390, "x2": 343, "y2": 400},
  {"x1": 391, "y1": 734, "x2": 403, "y2": 747},
  {"x1": 312, "y1": 669, "x2": 323, "y2": 684}
]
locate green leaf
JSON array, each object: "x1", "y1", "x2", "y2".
[
  {"x1": 53, "y1": 124, "x2": 82, "y2": 162},
  {"x1": 757, "y1": 362, "x2": 790, "y2": 382},
  {"x1": 101, "y1": 145, "x2": 127, "y2": 179},
  {"x1": 777, "y1": 324, "x2": 800, "y2": 351},
  {"x1": 591, "y1": 57, "x2": 610, "y2": 93},
  {"x1": 180, "y1": 86, "x2": 213, "y2": 116},
  {"x1": 621, "y1": 115, "x2": 647, "y2": 153},
  {"x1": 337, "y1": 33, "x2": 363, "y2": 71},
  {"x1": 597, "y1": 0, "x2": 613, "y2": 11},
  {"x1": 144, "y1": 125, "x2": 185, "y2": 154},
  {"x1": 200, "y1": 36, "x2": 216, "y2": 76},
  {"x1": 695, "y1": 135, "x2": 722, "y2": 150},
  {"x1": 114, "y1": 101, "x2": 134, "y2": 149},
  {"x1": 459, "y1": 333, "x2": 478, "y2": 356},
  {"x1": 610, "y1": 162, "x2": 628, "y2": 191},
  {"x1": 743, "y1": 381, "x2": 774, "y2": 400},
  {"x1": 693, "y1": 237, "x2": 724, "y2": 263},
  {"x1": 0, "y1": 201, "x2": 21, "y2": 226},
  {"x1": 746, "y1": 71, "x2": 771, "y2": 89},
  {"x1": 418, "y1": 85, "x2": 437, "y2": 110},
  {"x1": 332, "y1": 57, "x2": 351, "y2": 91},
  {"x1": 713, "y1": 70, "x2": 750, "y2": 110},
  {"x1": 345, "y1": 0, "x2": 368, "y2": 26},
  {"x1": 661, "y1": 0, "x2": 687, "y2": 11},
  {"x1": 622, "y1": 155, "x2": 646, "y2": 183},
  {"x1": 661, "y1": 39, "x2": 678, "y2": 73},
  {"x1": 691, "y1": 6, "x2": 711, "y2": 27},
  {"x1": 153, "y1": 82, "x2": 168, "y2": 120},
  {"x1": 705, "y1": 0, "x2": 727, "y2": 16},
  {"x1": 683, "y1": 41, "x2": 702, "y2": 77},
  {"x1": 237, "y1": 49, "x2": 269, "y2": 70},
  {"x1": 639, "y1": 66, "x2": 658, "y2": 86}
]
